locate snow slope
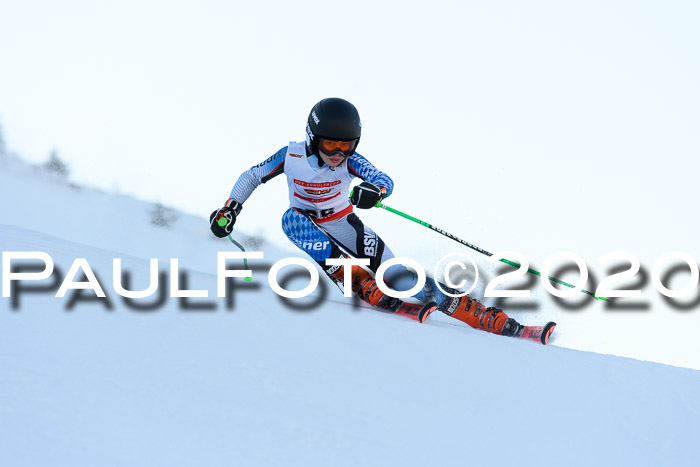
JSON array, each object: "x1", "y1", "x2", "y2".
[{"x1": 2, "y1": 154, "x2": 700, "y2": 466}]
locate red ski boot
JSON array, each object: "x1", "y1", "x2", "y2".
[
  {"x1": 438, "y1": 294, "x2": 556, "y2": 344},
  {"x1": 438, "y1": 294, "x2": 510, "y2": 334},
  {"x1": 330, "y1": 264, "x2": 436, "y2": 322},
  {"x1": 330, "y1": 264, "x2": 396, "y2": 308}
]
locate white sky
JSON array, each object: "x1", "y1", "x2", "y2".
[{"x1": 2, "y1": 0, "x2": 700, "y2": 261}]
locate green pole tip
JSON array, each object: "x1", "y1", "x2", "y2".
[{"x1": 218, "y1": 217, "x2": 228, "y2": 227}]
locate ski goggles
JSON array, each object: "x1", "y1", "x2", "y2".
[{"x1": 319, "y1": 138, "x2": 358, "y2": 157}]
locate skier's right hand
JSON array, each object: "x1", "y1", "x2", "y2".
[
  {"x1": 350, "y1": 181, "x2": 386, "y2": 209},
  {"x1": 209, "y1": 200, "x2": 242, "y2": 238}
]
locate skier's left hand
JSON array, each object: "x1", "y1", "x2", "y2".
[
  {"x1": 350, "y1": 181, "x2": 386, "y2": 209},
  {"x1": 209, "y1": 200, "x2": 242, "y2": 238}
]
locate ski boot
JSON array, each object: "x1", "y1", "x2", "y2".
[
  {"x1": 330, "y1": 264, "x2": 398, "y2": 309},
  {"x1": 438, "y1": 294, "x2": 512, "y2": 334},
  {"x1": 329, "y1": 263, "x2": 440, "y2": 322},
  {"x1": 438, "y1": 293, "x2": 556, "y2": 344}
]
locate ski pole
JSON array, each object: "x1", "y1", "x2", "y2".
[
  {"x1": 375, "y1": 202, "x2": 607, "y2": 301},
  {"x1": 217, "y1": 217, "x2": 253, "y2": 282}
]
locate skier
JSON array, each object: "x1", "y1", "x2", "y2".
[{"x1": 210, "y1": 98, "x2": 550, "y2": 342}]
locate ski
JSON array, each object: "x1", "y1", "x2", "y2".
[
  {"x1": 392, "y1": 300, "x2": 437, "y2": 324},
  {"x1": 518, "y1": 321, "x2": 557, "y2": 345}
]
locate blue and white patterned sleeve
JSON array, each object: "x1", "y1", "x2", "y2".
[
  {"x1": 228, "y1": 146, "x2": 287, "y2": 203},
  {"x1": 346, "y1": 153, "x2": 394, "y2": 197}
]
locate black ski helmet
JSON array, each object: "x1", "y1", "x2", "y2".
[{"x1": 306, "y1": 98, "x2": 361, "y2": 156}]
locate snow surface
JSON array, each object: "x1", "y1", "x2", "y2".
[{"x1": 1, "y1": 154, "x2": 700, "y2": 466}]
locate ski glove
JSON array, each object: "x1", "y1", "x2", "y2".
[
  {"x1": 350, "y1": 181, "x2": 386, "y2": 209},
  {"x1": 209, "y1": 199, "x2": 242, "y2": 238}
]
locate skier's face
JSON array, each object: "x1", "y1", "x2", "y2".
[{"x1": 319, "y1": 149, "x2": 346, "y2": 167}]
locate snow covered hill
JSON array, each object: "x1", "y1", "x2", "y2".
[{"x1": 2, "y1": 154, "x2": 700, "y2": 466}]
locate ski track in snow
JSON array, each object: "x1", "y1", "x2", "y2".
[{"x1": 1, "y1": 154, "x2": 700, "y2": 466}]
